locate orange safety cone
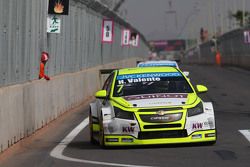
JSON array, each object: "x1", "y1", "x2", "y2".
[{"x1": 215, "y1": 51, "x2": 221, "y2": 66}]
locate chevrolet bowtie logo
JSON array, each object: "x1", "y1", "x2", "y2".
[{"x1": 156, "y1": 110, "x2": 165, "y2": 116}]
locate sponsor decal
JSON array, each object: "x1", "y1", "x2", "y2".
[
  {"x1": 150, "y1": 116, "x2": 170, "y2": 121},
  {"x1": 140, "y1": 113, "x2": 182, "y2": 123},
  {"x1": 118, "y1": 77, "x2": 160, "y2": 84},
  {"x1": 192, "y1": 121, "x2": 214, "y2": 130},
  {"x1": 122, "y1": 127, "x2": 135, "y2": 133},
  {"x1": 124, "y1": 93, "x2": 188, "y2": 101},
  {"x1": 117, "y1": 73, "x2": 181, "y2": 84},
  {"x1": 117, "y1": 72, "x2": 181, "y2": 80},
  {"x1": 192, "y1": 123, "x2": 203, "y2": 130},
  {"x1": 207, "y1": 117, "x2": 215, "y2": 128}
]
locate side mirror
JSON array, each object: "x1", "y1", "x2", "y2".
[
  {"x1": 183, "y1": 71, "x2": 190, "y2": 77},
  {"x1": 95, "y1": 90, "x2": 107, "y2": 99},
  {"x1": 196, "y1": 85, "x2": 208, "y2": 93}
]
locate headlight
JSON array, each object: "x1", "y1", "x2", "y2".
[
  {"x1": 114, "y1": 107, "x2": 134, "y2": 120},
  {"x1": 187, "y1": 102, "x2": 204, "y2": 117}
]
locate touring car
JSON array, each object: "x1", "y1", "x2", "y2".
[
  {"x1": 89, "y1": 67, "x2": 216, "y2": 147},
  {"x1": 137, "y1": 60, "x2": 179, "y2": 68},
  {"x1": 137, "y1": 60, "x2": 189, "y2": 77}
]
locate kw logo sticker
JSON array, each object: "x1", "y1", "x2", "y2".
[
  {"x1": 122, "y1": 127, "x2": 135, "y2": 133},
  {"x1": 192, "y1": 123, "x2": 203, "y2": 130}
]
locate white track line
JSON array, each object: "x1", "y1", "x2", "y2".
[
  {"x1": 239, "y1": 130, "x2": 250, "y2": 143},
  {"x1": 50, "y1": 117, "x2": 154, "y2": 167}
]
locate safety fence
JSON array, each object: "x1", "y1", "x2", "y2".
[
  {"x1": 0, "y1": 0, "x2": 149, "y2": 87},
  {"x1": 183, "y1": 27, "x2": 250, "y2": 70}
]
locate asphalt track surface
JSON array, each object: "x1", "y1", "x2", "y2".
[{"x1": 0, "y1": 65, "x2": 250, "y2": 167}]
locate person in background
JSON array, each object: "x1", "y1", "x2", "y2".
[{"x1": 39, "y1": 52, "x2": 50, "y2": 80}]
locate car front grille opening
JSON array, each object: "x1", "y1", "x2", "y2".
[{"x1": 138, "y1": 130, "x2": 187, "y2": 139}]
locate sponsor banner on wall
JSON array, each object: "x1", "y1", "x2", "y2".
[
  {"x1": 102, "y1": 19, "x2": 114, "y2": 43},
  {"x1": 149, "y1": 40, "x2": 186, "y2": 52},
  {"x1": 121, "y1": 29, "x2": 131, "y2": 46},
  {"x1": 243, "y1": 31, "x2": 250, "y2": 43},
  {"x1": 130, "y1": 32, "x2": 139, "y2": 47},
  {"x1": 47, "y1": 15, "x2": 61, "y2": 33},
  {"x1": 48, "y1": 0, "x2": 69, "y2": 15}
]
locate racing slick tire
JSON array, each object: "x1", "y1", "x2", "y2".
[{"x1": 99, "y1": 112, "x2": 105, "y2": 148}]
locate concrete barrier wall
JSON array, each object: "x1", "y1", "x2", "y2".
[
  {"x1": 0, "y1": 0, "x2": 150, "y2": 153},
  {"x1": 0, "y1": 57, "x2": 139, "y2": 153}
]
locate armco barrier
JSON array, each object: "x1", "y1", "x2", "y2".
[
  {"x1": 183, "y1": 28, "x2": 250, "y2": 70},
  {"x1": 0, "y1": 0, "x2": 149, "y2": 153}
]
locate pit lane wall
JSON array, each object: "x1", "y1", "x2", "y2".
[
  {"x1": 0, "y1": 0, "x2": 149, "y2": 153},
  {"x1": 183, "y1": 28, "x2": 250, "y2": 70}
]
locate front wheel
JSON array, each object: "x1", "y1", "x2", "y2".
[
  {"x1": 89, "y1": 109, "x2": 97, "y2": 144},
  {"x1": 99, "y1": 113, "x2": 105, "y2": 147}
]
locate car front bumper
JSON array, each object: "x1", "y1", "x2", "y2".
[{"x1": 103, "y1": 129, "x2": 216, "y2": 146}]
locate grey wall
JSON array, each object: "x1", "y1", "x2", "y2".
[
  {"x1": 0, "y1": 0, "x2": 149, "y2": 87},
  {"x1": 0, "y1": 58, "x2": 139, "y2": 153},
  {"x1": 0, "y1": 0, "x2": 149, "y2": 153}
]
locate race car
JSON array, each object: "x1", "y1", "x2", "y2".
[
  {"x1": 137, "y1": 60, "x2": 189, "y2": 77},
  {"x1": 137, "y1": 60, "x2": 179, "y2": 68},
  {"x1": 89, "y1": 67, "x2": 216, "y2": 147}
]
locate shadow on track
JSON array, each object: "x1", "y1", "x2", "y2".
[{"x1": 68, "y1": 141, "x2": 216, "y2": 151}]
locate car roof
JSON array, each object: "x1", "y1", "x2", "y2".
[{"x1": 117, "y1": 66, "x2": 179, "y2": 75}]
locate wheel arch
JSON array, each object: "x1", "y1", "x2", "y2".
[{"x1": 89, "y1": 103, "x2": 98, "y2": 117}]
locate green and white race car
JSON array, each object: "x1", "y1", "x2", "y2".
[{"x1": 89, "y1": 67, "x2": 216, "y2": 147}]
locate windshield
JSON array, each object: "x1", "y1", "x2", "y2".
[{"x1": 113, "y1": 72, "x2": 193, "y2": 97}]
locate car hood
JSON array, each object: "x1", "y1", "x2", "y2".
[{"x1": 114, "y1": 93, "x2": 197, "y2": 108}]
